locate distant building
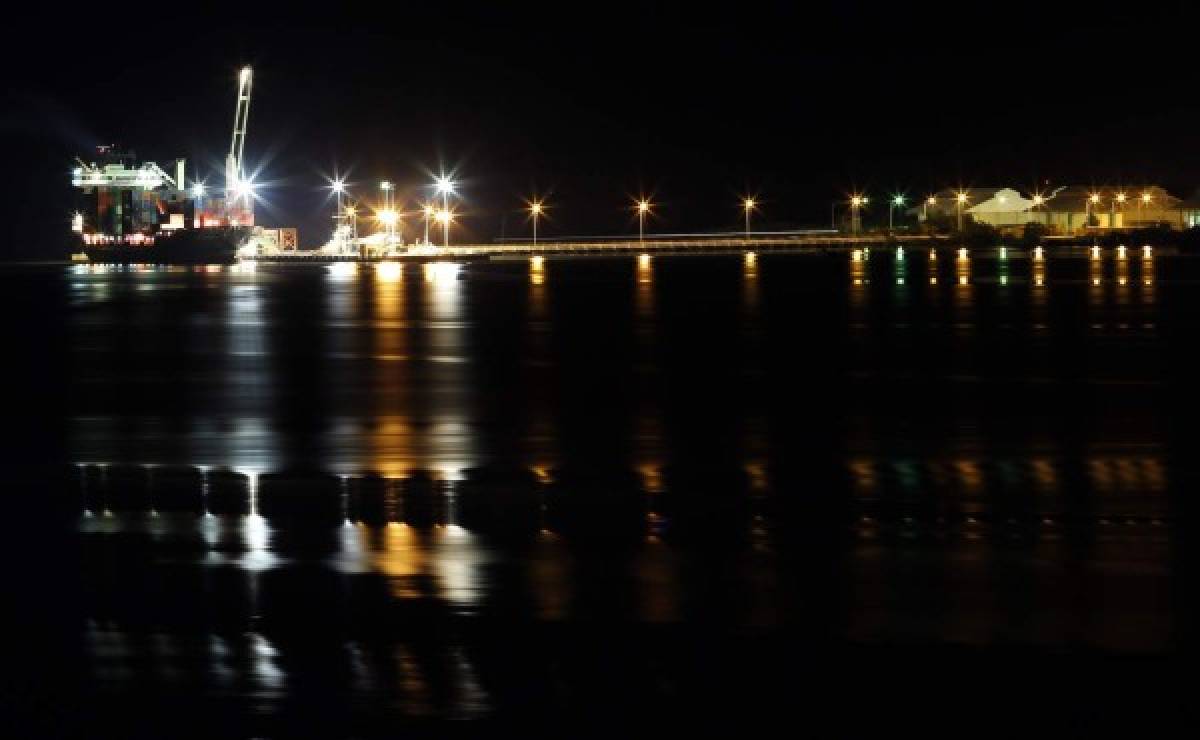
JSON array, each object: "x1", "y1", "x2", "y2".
[
  {"x1": 1181, "y1": 193, "x2": 1200, "y2": 228},
  {"x1": 918, "y1": 185, "x2": 1194, "y2": 233},
  {"x1": 1033, "y1": 185, "x2": 1183, "y2": 233},
  {"x1": 918, "y1": 187, "x2": 1037, "y2": 229}
]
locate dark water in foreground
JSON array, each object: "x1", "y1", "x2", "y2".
[{"x1": 6, "y1": 250, "x2": 1200, "y2": 733}]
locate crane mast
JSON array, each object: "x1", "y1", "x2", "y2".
[{"x1": 225, "y1": 66, "x2": 253, "y2": 217}]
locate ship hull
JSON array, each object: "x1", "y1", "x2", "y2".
[{"x1": 82, "y1": 227, "x2": 249, "y2": 265}]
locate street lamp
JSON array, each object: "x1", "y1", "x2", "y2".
[
  {"x1": 376, "y1": 208, "x2": 398, "y2": 233},
  {"x1": 1029, "y1": 192, "x2": 1044, "y2": 226},
  {"x1": 435, "y1": 208, "x2": 453, "y2": 247},
  {"x1": 1139, "y1": 191, "x2": 1153, "y2": 226},
  {"x1": 433, "y1": 175, "x2": 456, "y2": 247},
  {"x1": 923, "y1": 195, "x2": 936, "y2": 222},
  {"x1": 742, "y1": 197, "x2": 757, "y2": 239},
  {"x1": 331, "y1": 178, "x2": 346, "y2": 232},
  {"x1": 955, "y1": 191, "x2": 968, "y2": 232},
  {"x1": 1113, "y1": 192, "x2": 1127, "y2": 229},
  {"x1": 889, "y1": 194, "x2": 905, "y2": 232},
  {"x1": 379, "y1": 181, "x2": 394, "y2": 242},
  {"x1": 849, "y1": 194, "x2": 868, "y2": 237},
  {"x1": 636, "y1": 199, "x2": 652, "y2": 245},
  {"x1": 422, "y1": 203, "x2": 436, "y2": 246},
  {"x1": 528, "y1": 200, "x2": 545, "y2": 246},
  {"x1": 192, "y1": 182, "x2": 206, "y2": 198}
]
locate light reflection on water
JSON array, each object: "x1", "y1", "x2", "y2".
[{"x1": 58, "y1": 250, "x2": 1186, "y2": 723}]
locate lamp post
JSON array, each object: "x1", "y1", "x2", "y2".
[
  {"x1": 890, "y1": 194, "x2": 905, "y2": 232},
  {"x1": 1087, "y1": 193, "x2": 1100, "y2": 229},
  {"x1": 332, "y1": 179, "x2": 345, "y2": 216},
  {"x1": 850, "y1": 195, "x2": 867, "y2": 237},
  {"x1": 380, "y1": 181, "x2": 394, "y2": 243},
  {"x1": 331, "y1": 179, "x2": 346, "y2": 248},
  {"x1": 742, "y1": 197, "x2": 756, "y2": 240},
  {"x1": 528, "y1": 200, "x2": 544, "y2": 246},
  {"x1": 434, "y1": 176, "x2": 456, "y2": 247},
  {"x1": 1031, "y1": 193, "x2": 1045, "y2": 226},
  {"x1": 1113, "y1": 192, "x2": 1127, "y2": 229},
  {"x1": 636, "y1": 199, "x2": 652, "y2": 245},
  {"x1": 435, "y1": 209, "x2": 452, "y2": 248},
  {"x1": 923, "y1": 195, "x2": 936, "y2": 222},
  {"x1": 377, "y1": 209, "x2": 398, "y2": 250},
  {"x1": 956, "y1": 191, "x2": 968, "y2": 232},
  {"x1": 421, "y1": 203, "x2": 434, "y2": 246}
]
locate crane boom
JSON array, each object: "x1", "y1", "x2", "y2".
[{"x1": 225, "y1": 66, "x2": 253, "y2": 195}]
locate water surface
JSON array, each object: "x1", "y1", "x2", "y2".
[{"x1": 14, "y1": 249, "x2": 1199, "y2": 731}]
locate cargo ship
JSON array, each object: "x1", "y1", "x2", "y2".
[{"x1": 71, "y1": 68, "x2": 258, "y2": 265}]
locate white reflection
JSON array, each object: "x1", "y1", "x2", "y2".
[
  {"x1": 249, "y1": 633, "x2": 286, "y2": 693},
  {"x1": 376, "y1": 262, "x2": 403, "y2": 281},
  {"x1": 424, "y1": 261, "x2": 462, "y2": 284},
  {"x1": 421, "y1": 263, "x2": 474, "y2": 475},
  {"x1": 328, "y1": 261, "x2": 358, "y2": 280}
]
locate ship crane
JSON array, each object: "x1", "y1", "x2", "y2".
[{"x1": 225, "y1": 66, "x2": 253, "y2": 220}]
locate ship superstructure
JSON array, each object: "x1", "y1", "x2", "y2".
[{"x1": 72, "y1": 67, "x2": 258, "y2": 262}]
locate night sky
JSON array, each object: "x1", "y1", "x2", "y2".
[{"x1": 3, "y1": 1, "x2": 1198, "y2": 255}]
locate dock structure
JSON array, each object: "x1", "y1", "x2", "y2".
[{"x1": 256, "y1": 232, "x2": 946, "y2": 263}]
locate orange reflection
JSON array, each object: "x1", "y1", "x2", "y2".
[{"x1": 369, "y1": 264, "x2": 413, "y2": 477}]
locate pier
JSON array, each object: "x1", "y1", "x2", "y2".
[
  {"x1": 258, "y1": 232, "x2": 944, "y2": 262},
  {"x1": 247, "y1": 234, "x2": 1175, "y2": 264}
]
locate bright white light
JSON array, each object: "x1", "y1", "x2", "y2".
[
  {"x1": 192, "y1": 182, "x2": 206, "y2": 197},
  {"x1": 331, "y1": 179, "x2": 345, "y2": 194},
  {"x1": 423, "y1": 262, "x2": 462, "y2": 283},
  {"x1": 434, "y1": 175, "x2": 455, "y2": 195},
  {"x1": 376, "y1": 262, "x2": 402, "y2": 281}
]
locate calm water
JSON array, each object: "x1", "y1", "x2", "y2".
[{"x1": 7, "y1": 249, "x2": 1200, "y2": 733}]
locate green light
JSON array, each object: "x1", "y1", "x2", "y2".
[
  {"x1": 999, "y1": 246, "x2": 1007, "y2": 260},
  {"x1": 896, "y1": 246, "x2": 905, "y2": 261},
  {"x1": 892, "y1": 195, "x2": 905, "y2": 206}
]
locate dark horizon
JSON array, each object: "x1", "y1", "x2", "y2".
[{"x1": 4, "y1": 1, "x2": 1199, "y2": 253}]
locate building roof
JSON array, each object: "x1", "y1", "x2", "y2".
[
  {"x1": 1038, "y1": 185, "x2": 1180, "y2": 213},
  {"x1": 967, "y1": 188, "x2": 1034, "y2": 214}
]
